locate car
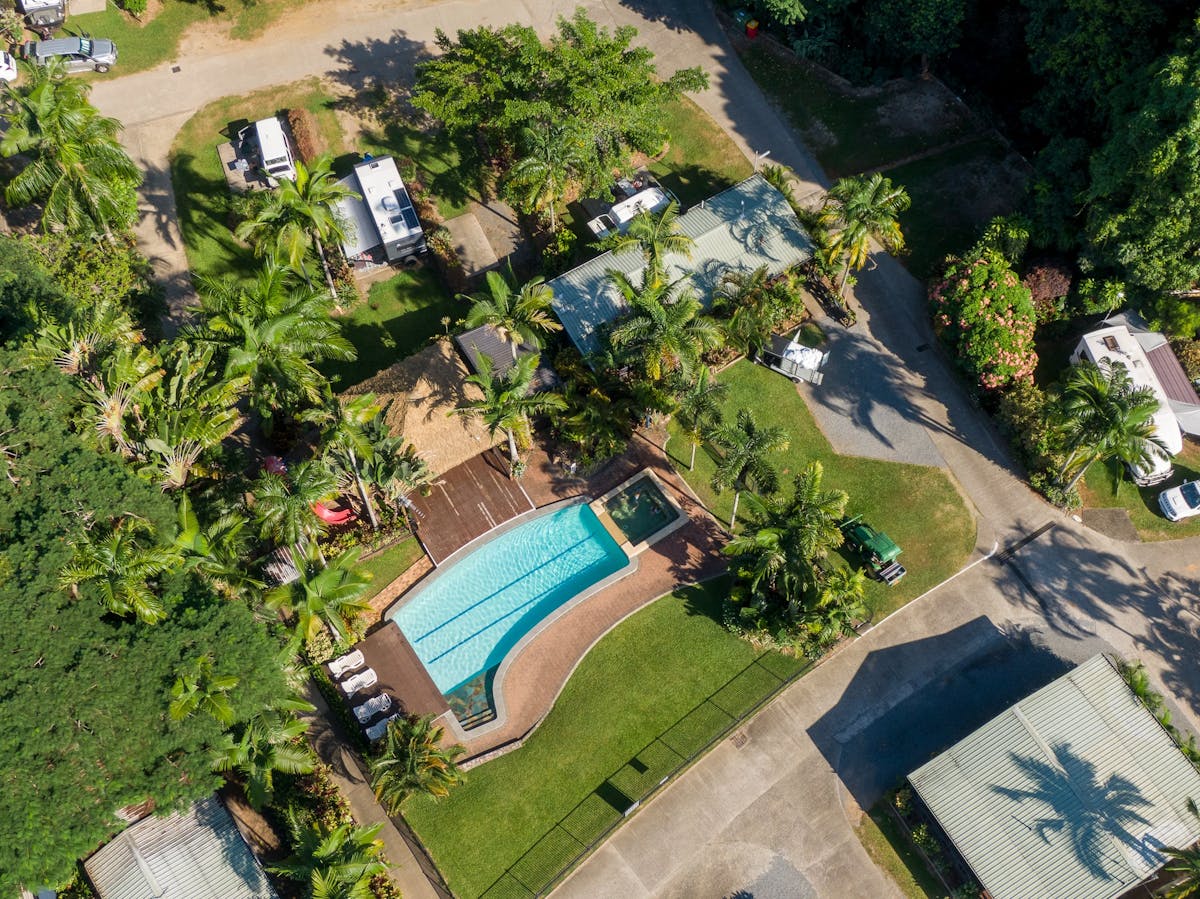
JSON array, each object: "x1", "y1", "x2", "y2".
[
  {"x1": 17, "y1": 0, "x2": 66, "y2": 36},
  {"x1": 21, "y1": 37, "x2": 117, "y2": 74},
  {"x1": 0, "y1": 52, "x2": 18, "y2": 83},
  {"x1": 1158, "y1": 480, "x2": 1200, "y2": 521}
]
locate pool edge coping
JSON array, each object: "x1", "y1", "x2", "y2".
[{"x1": 591, "y1": 468, "x2": 690, "y2": 554}]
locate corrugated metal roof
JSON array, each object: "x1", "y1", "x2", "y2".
[
  {"x1": 1147, "y1": 343, "x2": 1200, "y2": 407},
  {"x1": 549, "y1": 174, "x2": 813, "y2": 355},
  {"x1": 909, "y1": 655, "x2": 1200, "y2": 899},
  {"x1": 84, "y1": 795, "x2": 278, "y2": 899}
]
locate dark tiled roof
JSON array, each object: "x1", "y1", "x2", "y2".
[
  {"x1": 1147, "y1": 343, "x2": 1200, "y2": 406},
  {"x1": 454, "y1": 325, "x2": 559, "y2": 392}
]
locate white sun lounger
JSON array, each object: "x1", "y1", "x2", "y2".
[
  {"x1": 340, "y1": 667, "x2": 377, "y2": 697},
  {"x1": 352, "y1": 693, "x2": 394, "y2": 724},
  {"x1": 366, "y1": 712, "x2": 402, "y2": 742},
  {"x1": 327, "y1": 649, "x2": 365, "y2": 679}
]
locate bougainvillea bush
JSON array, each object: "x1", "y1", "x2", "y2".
[{"x1": 930, "y1": 251, "x2": 1038, "y2": 392}]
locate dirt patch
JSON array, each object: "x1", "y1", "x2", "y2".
[{"x1": 873, "y1": 80, "x2": 973, "y2": 143}]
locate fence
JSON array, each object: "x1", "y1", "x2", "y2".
[{"x1": 479, "y1": 652, "x2": 810, "y2": 897}]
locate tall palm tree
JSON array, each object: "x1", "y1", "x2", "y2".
[
  {"x1": 454, "y1": 352, "x2": 566, "y2": 477},
  {"x1": 254, "y1": 459, "x2": 340, "y2": 558},
  {"x1": 303, "y1": 391, "x2": 383, "y2": 530},
  {"x1": 174, "y1": 494, "x2": 261, "y2": 599},
  {"x1": 236, "y1": 154, "x2": 359, "y2": 294},
  {"x1": 673, "y1": 364, "x2": 726, "y2": 471},
  {"x1": 355, "y1": 420, "x2": 438, "y2": 517},
  {"x1": 507, "y1": 123, "x2": 591, "y2": 231},
  {"x1": 0, "y1": 58, "x2": 141, "y2": 239},
  {"x1": 212, "y1": 704, "x2": 315, "y2": 810},
  {"x1": 271, "y1": 820, "x2": 387, "y2": 899},
  {"x1": 264, "y1": 546, "x2": 372, "y2": 643},
  {"x1": 607, "y1": 272, "x2": 724, "y2": 383},
  {"x1": 598, "y1": 200, "x2": 695, "y2": 284},
  {"x1": 714, "y1": 265, "x2": 793, "y2": 357},
  {"x1": 60, "y1": 516, "x2": 180, "y2": 624},
  {"x1": 370, "y1": 715, "x2": 466, "y2": 813},
  {"x1": 711, "y1": 408, "x2": 789, "y2": 528},
  {"x1": 169, "y1": 654, "x2": 239, "y2": 725},
  {"x1": 188, "y1": 261, "x2": 356, "y2": 432},
  {"x1": 818, "y1": 173, "x2": 910, "y2": 298},
  {"x1": 459, "y1": 270, "x2": 562, "y2": 359},
  {"x1": 1055, "y1": 360, "x2": 1164, "y2": 491}
]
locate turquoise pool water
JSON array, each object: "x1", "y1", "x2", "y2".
[{"x1": 390, "y1": 504, "x2": 628, "y2": 695}]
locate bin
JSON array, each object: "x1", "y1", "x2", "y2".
[
  {"x1": 732, "y1": 7, "x2": 751, "y2": 25},
  {"x1": 746, "y1": 18, "x2": 759, "y2": 37}
]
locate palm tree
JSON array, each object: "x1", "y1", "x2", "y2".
[
  {"x1": 1164, "y1": 844, "x2": 1200, "y2": 899},
  {"x1": 370, "y1": 715, "x2": 466, "y2": 813},
  {"x1": 271, "y1": 820, "x2": 387, "y2": 899},
  {"x1": 254, "y1": 459, "x2": 340, "y2": 558},
  {"x1": 303, "y1": 391, "x2": 383, "y2": 530},
  {"x1": 264, "y1": 546, "x2": 372, "y2": 643},
  {"x1": 803, "y1": 565, "x2": 867, "y2": 653},
  {"x1": 1055, "y1": 360, "x2": 1164, "y2": 491},
  {"x1": 0, "y1": 58, "x2": 141, "y2": 238},
  {"x1": 673, "y1": 364, "x2": 726, "y2": 470},
  {"x1": 174, "y1": 494, "x2": 262, "y2": 599},
  {"x1": 714, "y1": 265, "x2": 793, "y2": 357},
  {"x1": 454, "y1": 352, "x2": 565, "y2": 477},
  {"x1": 710, "y1": 408, "x2": 789, "y2": 529},
  {"x1": 607, "y1": 273, "x2": 724, "y2": 383},
  {"x1": 818, "y1": 173, "x2": 910, "y2": 298},
  {"x1": 212, "y1": 704, "x2": 315, "y2": 809},
  {"x1": 60, "y1": 516, "x2": 180, "y2": 624},
  {"x1": 507, "y1": 123, "x2": 591, "y2": 231},
  {"x1": 169, "y1": 654, "x2": 239, "y2": 725},
  {"x1": 459, "y1": 270, "x2": 562, "y2": 359},
  {"x1": 236, "y1": 154, "x2": 359, "y2": 295},
  {"x1": 188, "y1": 260, "x2": 356, "y2": 432},
  {"x1": 355, "y1": 421, "x2": 438, "y2": 518},
  {"x1": 598, "y1": 200, "x2": 695, "y2": 284}
]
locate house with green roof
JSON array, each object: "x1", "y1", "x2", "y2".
[
  {"x1": 908, "y1": 654, "x2": 1200, "y2": 899},
  {"x1": 548, "y1": 174, "x2": 814, "y2": 356}
]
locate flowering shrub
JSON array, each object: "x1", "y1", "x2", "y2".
[{"x1": 930, "y1": 251, "x2": 1038, "y2": 392}]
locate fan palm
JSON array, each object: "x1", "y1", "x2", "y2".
[
  {"x1": 60, "y1": 516, "x2": 180, "y2": 624},
  {"x1": 264, "y1": 546, "x2": 372, "y2": 643},
  {"x1": 253, "y1": 459, "x2": 340, "y2": 558},
  {"x1": 597, "y1": 200, "x2": 695, "y2": 284},
  {"x1": 710, "y1": 408, "x2": 790, "y2": 528},
  {"x1": 271, "y1": 820, "x2": 387, "y2": 899},
  {"x1": 212, "y1": 704, "x2": 315, "y2": 810},
  {"x1": 818, "y1": 173, "x2": 910, "y2": 297},
  {"x1": 0, "y1": 58, "x2": 140, "y2": 238},
  {"x1": 607, "y1": 272, "x2": 724, "y2": 383},
  {"x1": 453, "y1": 352, "x2": 566, "y2": 477},
  {"x1": 460, "y1": 269, "x2": 562, "y2": 359},
  {"x1": 507, "y1": 123, "x2": 591, "y2": 230},
  {"x1": 188, "y1": 260, "x2": 356, "y2": 431},
  {"x1": 673, "y1": 364, "x2": 726, "y2": 471},
  {"x1": 303, "y1": 391, "x2": 383, "y2": 530},
  {"x1": 169, "y1": 654, "x2": 239, "y2": 725},
  {"x1": 236, "y1": 154, "x2": 359, "y2": 294},
  {"x1": 370, "y1": 714, "x2": 466, "y2": 813},
  {"x1": 1055, "y1": 360, "x2": 1165, "y2": 491}
]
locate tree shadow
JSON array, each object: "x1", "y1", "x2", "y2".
[{"x1": 652, "y1": 162, "x2": 733, "y2": 208}]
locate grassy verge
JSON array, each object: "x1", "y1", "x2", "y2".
[
  {"x1": 649, "y1": 95, "x2": 754, "y2": 207},
  {"x1": 322, "y1": 269, "x2": 456, "y2": 389},
  {"x1": 359, "y1": 536, "x2": 425, "y2": 603},
  {"x1": 857, "y1": 802, "x2": 947, "y2": 898},
  {"x1": 1080, "y1": 441, "x2": 1200, "y2": 541},
  {"x1": 668, "y1": 361, "x2": 975, "y2": 620},
  {"x1": 405, "y1": 580, "x2": 808, "y2": 898}
]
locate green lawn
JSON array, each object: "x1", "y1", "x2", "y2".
[
  {"x1": 857, "y1": 802, "x2": 948, "y2": 898},
  {"x1": 321, "y1": 269, "x2": 457, "y2": 389},
  {"x1": 649, "y1": 95, "x2": 754, "y2": 207},
  {"x1": 356, "y1": 117, "x2": 475, "y2": 222},
  {"x1": 668, "y1": 361, "x2": 975, "y2": 620},
  {"x1": 405, "y1": 580, "x2": 807, "y2": 898},
  {"x1": 1080, "y1": 441, "x2": 1200, "y2": 542},
  {"x1": 359, "y1": 536, "x2": 425, "y2": 603}
]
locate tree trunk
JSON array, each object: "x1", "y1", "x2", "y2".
[
  {"x1": 837, "y1": 260, "x2": 851, "y2": 299},
  {"x1": 689, "y1": 440, "x2": 697, "y2": 471},
  {"x1": 549, "y1": 198, "x2": 557, "y2": 232},
  {"x1": 349, "y1": 448, "x2": 379, "y2": 530},
  {"x1": 506, "y1": 428, "x2": 519, "y2": 478},
  {"x1": 730, "y1": 490, "x2": 740, "y2": 530},
  {"x1": 314, "y1": 231, "x2": 338, "y2": 305}
]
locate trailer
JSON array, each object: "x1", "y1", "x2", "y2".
[{"x1": 841, "y1": 515, "x2": 906, "y2": 585}]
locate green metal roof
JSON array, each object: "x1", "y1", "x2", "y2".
[
  {"x1": 549, "y1": 174, "x2": 814, "y2": 355},
  {"x1": 909, "y1": 654, "x2": 1200, "y2": 899}
]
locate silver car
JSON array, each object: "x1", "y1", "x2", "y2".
[{"x1": 21, "y1": 37, "x2": 117, "y2": 73}]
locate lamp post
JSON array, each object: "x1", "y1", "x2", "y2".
[{"x1": 754, "y1": 149, "x2": 771, "y2": 172}]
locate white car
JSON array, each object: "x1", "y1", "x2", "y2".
[
  {"x1": 0, "y1": 52, "x2": 18, "y2": 83},
  {"x1": 1159, "y1": 480, "x2": 1200, "y2": 521}
]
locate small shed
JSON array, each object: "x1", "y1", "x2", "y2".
[
  {"x1": 83, "y1": 795, "x2": 277, "y2": 899},
  {"x1": 453, "y1": 323, "x2": 560, "y2": 393},
  {"x1": 909, "y1": 654, "x2": 1200, "y2": 899}
]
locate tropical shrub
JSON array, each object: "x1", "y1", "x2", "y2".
[
  {"x1": 1023, "y1": 258, "x2": 1073, "y2": 323},
  {"x1": 1172, "y1": 339, "x2": 1200, "y2": 382},
  {"x1": 118, "y1": 0, "x2": 147, "y2": 18},
  {"x1": 930, "y1": 251, "x2": 1038, "y2": 392}
]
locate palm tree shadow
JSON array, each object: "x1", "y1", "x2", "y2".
[{"x1": 993, "y1": 742, "x2": 1161, "y2": 880}]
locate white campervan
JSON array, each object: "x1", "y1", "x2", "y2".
[{"x1": 249, "y1": 117, "x2": 296, "y2": 184}]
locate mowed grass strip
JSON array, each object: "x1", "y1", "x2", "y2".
[
  {"x1": 667, "y1": 361, "x2": 975, "y2": 620},
  {"x1": 404, "y1": 580, "x2": 806, "y2": 898},
  {"x1": 649, "y1": 95, "x2": 754, "y2": 207},
  {"x1": 1081, "y1": 441, "x2": 1200, "y2": 542}
]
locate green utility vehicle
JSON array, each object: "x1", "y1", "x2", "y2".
[{"x1": 841, "y1": 515, "x2": 906, "y2": 585}]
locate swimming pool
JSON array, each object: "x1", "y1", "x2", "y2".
[{"x1": 390, "y1": 503, "x2": 629, "y2": 696}]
